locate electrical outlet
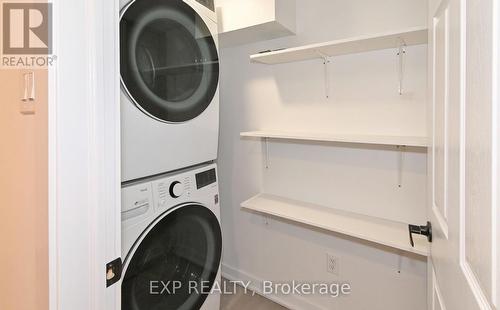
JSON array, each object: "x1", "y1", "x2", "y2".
[{"x1": 326, "y1": 253, "x2": 339, "y2": 276}]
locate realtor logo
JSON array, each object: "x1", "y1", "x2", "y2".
[{"x1": 2, "y1": 2, "x2": 52, "y2": 55}]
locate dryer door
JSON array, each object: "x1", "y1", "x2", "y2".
[
  {"x1": 122, "y1": 204, "x2": 222, "y2": 310},
  {"x1": 120, "y1": 0, "x2": 219, "y2": 123}
]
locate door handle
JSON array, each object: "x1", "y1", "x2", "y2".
[{"x1": 408, "y1": 221, "x2": 432, "y2": 247}]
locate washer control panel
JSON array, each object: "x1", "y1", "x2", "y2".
[
  {"x1": 195, "y1": 168, "x2": 217, "y2": 189},
  {"x1": 128, "y1": 164, "x2": 218, "y2": 212},
  {"x1": 153, "y1": 175, "x2": 193, "y2": 209}
]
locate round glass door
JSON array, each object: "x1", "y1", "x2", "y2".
[
  {"x1": 120, "y1": 0, "x2": 219, "y2": 123},
  {"x1": 122, "y1": 205, "x2": 222, "y2": 310}
]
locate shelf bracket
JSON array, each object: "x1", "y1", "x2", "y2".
[
  {"x1": 315, "y1": 50, "x2": 332, "y2": 99},
  {"x1": 397, "y1": 145, "x2": 406, "y2": 188},
  {"x1": 264, "y1": 137, "x2": 270, "y2": 169},
  {"x1": 397, "y1": 251, "x2": 403, "y2": 274},
  {"x1": 397, "y1": 38, "x2": 407, "y2": 95}
]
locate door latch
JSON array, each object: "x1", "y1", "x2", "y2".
[
  {"x1": 106, "y1": 257, "x2": 122, "y2": 287},
  {"x1": 408, "y1": 221, "x2": 432, "y2": 247}
]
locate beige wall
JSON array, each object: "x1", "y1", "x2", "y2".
[{"x1": 0, "y1": 68, "x2": 48, "y2": 310}]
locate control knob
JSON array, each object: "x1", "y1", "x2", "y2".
[{"x1": 169, "y1": 181, "x2": 184, "y2": 198}]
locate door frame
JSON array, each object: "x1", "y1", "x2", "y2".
[
  {"x1": 48, "y1": 0, "x2": 121, "y2": 309},
  {"x1": 494, "y1": 0, "x2": 499, "y2": 306}
]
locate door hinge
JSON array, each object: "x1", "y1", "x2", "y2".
[
  {"x1": 408, "y1": 221, "x2": 432, "y2": 247},
  {"x1": 106, "y1": 257, "x2": 122, "y2": 287}
]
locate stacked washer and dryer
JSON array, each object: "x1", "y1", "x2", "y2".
[{"x1": 119, "y1": 0, "x2": 222, "y2": 309}]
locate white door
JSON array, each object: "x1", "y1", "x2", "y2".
[{"x1": 428, "y1": 0, "x2": 498, "y2": 309}]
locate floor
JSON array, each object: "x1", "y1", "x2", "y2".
[{"x1": 220, "y1": 279, "x2": 288, "y2": 310}]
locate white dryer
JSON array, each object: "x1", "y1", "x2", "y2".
[
  {"x1": 121, "y1": 163, "x2": 222, "y2": 310},
  {"x1": 120, "y1": 0, "x2": 219, "y2": 182}
]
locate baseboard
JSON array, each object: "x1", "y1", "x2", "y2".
[{"x1": 221, "y1": 263, "x2": 326, "y2": 310}]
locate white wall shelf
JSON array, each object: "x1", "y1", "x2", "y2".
[
  {"x1": 250, "y1": 26, "x2": 428, "y2": 65},
  {"x1": 241, "y1": 193, "x2": 429, "y2": 257},
  {"x1": 241, "y1": 130, "x2": 429, "y2": 148}
]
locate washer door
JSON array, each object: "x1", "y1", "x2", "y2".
[
  {"x1": 122, "y1": 204, "x2": 222, "y2": 310},
  {"x1": 120, "y1": 0, "x2": 219, "y2": 123}
]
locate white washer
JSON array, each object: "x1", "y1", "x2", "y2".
[
  {"x1": 121, "y1": 163, "x2": 222, "y2": 310},
  {"x1": 120, "y1": 0, "x2": 219, "y2": 182}
]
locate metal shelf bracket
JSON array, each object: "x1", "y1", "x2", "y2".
[
  {"x1": 264, "y1": 137, "x2": 270, "y2": 169},
  {"x1": 397, "y1": 38, "x2": 407, "y2": 95},
  {"x1": 397, "y1": 145, "x2": 406, "y2": 188},
  {"x1": 315, "y1": 50, "x2": 333, "y2": 99}
]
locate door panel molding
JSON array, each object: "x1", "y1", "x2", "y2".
[
  {"x1": 460, "y1": 0, "x2": 496, "y2": 307},
  {"x1": 431, "y1": 0, "x2": 451, "y2": 238},
  {"x1": 432, "y1": 268, "x2": 447, "y2": 310},
  {"x1": 461, "y1": 262, "x2": 494, "y2": 309}
]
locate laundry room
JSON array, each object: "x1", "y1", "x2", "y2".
[{"x1": 0, "y1": 0, "x2": 498, "y2": 310}]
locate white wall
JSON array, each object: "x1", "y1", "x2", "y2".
[{"x1": 217, "y1": 0, "x2": 428, "y2": 309}]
